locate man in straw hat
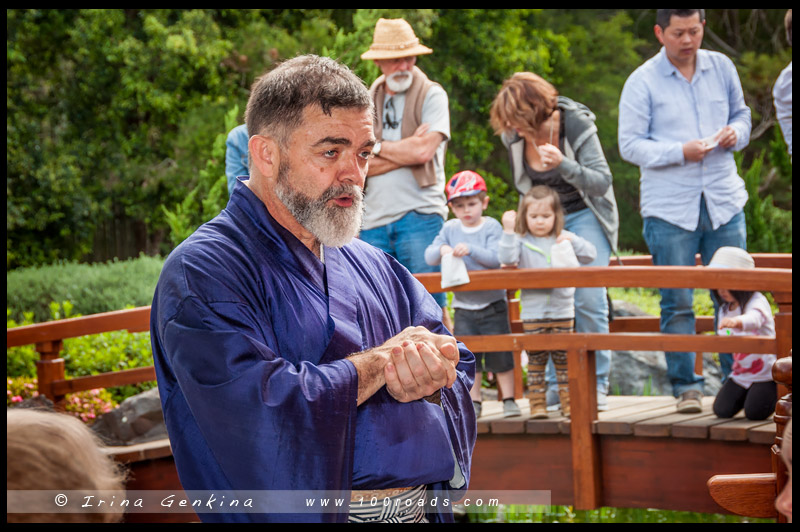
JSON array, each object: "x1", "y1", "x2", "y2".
[{"x1": 359, "y1": 18, "x2": 454, "y2": 331}]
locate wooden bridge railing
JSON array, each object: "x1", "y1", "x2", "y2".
[
  {"x1": 418, "y1": 253, "x2": 792, "y2": 400},
  {"x1": 6, "y1": 254, "x2": 792, "y2": 511}
]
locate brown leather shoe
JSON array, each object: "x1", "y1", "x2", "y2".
[
  {"x1": 676, "y1": 390, "x2": 703, "y2": 413},
  {"x1": 558, "y1": 387, "x2": 571, "y2": 418},
  {"x1": 529, "y1": 393, "x2": 548, "y2": 419}
]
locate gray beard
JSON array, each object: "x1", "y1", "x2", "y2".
[
  {"x1": 274, "y1": 161, "x2": 364, "y2": 248},
  {"x1": 386, "y1": 71, "x2": 413, "y2": 93}
]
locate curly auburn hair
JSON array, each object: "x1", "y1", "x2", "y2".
[{"x1": 489, "y1": 72, "x2": 559, "y2": 139}]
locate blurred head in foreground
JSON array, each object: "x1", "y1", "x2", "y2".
[{"x1": 7, "y1": 408, "x2": 127, "y2": 523}]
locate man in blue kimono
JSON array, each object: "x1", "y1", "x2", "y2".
[{"x1": 150, "y1": 55, "x2": 476, "y2": 523}]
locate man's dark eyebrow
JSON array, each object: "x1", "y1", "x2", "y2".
[
  {"x1": 313, "y1": 137, "x2": 351, "y2": 147},
  {"x1": 313, "y1": 137, "x2": 376, "y2": 149}
]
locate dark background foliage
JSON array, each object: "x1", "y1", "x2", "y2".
[{"x1": 7, "y1": 9, "x2": 792, "y2": 270}]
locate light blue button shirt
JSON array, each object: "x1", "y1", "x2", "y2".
[
  {"x1": 225, "y1": 124, "x2": 249, "y2": 197},
  {"x1": 619, "y1": 48, "x2": 751, "y2": 231},
  {"x1": 772, "y1": 61, "x2": 792, "y2": 157}
]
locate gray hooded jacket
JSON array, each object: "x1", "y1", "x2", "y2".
[{"x1": 501, "y1": 96, "x2": 620, "y2": 254}]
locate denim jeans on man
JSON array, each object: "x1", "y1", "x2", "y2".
[
  {"x1": 359, "y1": 210, "x2": 447, "y2": 308},
  {"x1": 643, "y1": 196, "x2": 746, "y2": 397},
  {"x1": 545, "y1": 207, "x2": 613, "y2": 395}
]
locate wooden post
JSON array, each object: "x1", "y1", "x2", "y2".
[
  {"x1": 35, "y1": 339, "x2": 66, "y2": 410},
  {"x1": 771, "y1": 356, "x2": 792, "y2": 523},
  {"x1": 694, "y1": 351, "x2": 704, "y2": 376},
  {"x1": 772, "y1": 292, "x2": 792, "y2": 358},
  {"x1": 567, "y1": 348, "x2": 602, "y2": 509},
  {"x1": 772, "y1": 291, "x2": 792, "y2": 401},
  {"x1": 506, "y1": 287, "x2": 524, "y2": 400}
]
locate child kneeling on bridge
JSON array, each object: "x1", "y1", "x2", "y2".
[{"x1": 709, "y1": 246, "x2": 778, "y2": 421}]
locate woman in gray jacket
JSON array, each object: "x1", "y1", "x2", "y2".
[{"x1": 490, "y1": 72, "x2": 620, "y2": 411}]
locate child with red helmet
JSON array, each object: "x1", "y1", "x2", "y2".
[{"x1": 424, "y1": 171, "x2": 521, "y2": 418}]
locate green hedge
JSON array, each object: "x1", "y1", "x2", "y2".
[{"x1": 6, "y1": 254, "x2": 164, "y2": 323}]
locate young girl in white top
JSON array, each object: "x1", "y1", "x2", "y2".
[
  {"x1": 709, "y1": 247, "x2": 778, "y2": 421},
  {"x1": 498, "y1": 185, "x2": 596, "y2": 418}
]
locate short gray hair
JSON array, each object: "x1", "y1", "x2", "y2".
[{"x1": 245, "y1": 55, "x2": 374, "y2": 147}]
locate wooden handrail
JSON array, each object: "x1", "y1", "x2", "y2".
[
  {"x1": 51, "y1": 367, "x2": 157, "y2": 396},
  {"x1": 612, "y1": 253, "x2": 791, "y2": 269},
  {"x1": 415, "y1": 266, "x2": 792, "y2": 293},
  {"x1": 8, "y1": 261, "x2": 790, "y2": 349},
  {"x1": 457, "y1": 332, "x2": 777, "y2": 354},
  {"x1": 7, "y1": 306, "x2": 151, "y2": 348}
]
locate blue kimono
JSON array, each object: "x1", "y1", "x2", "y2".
[{"x1": 150, "y1": 180, "x2": 476, "y2": 522}]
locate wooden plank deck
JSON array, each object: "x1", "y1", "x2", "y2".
[{"x1": 478, "y1": 395, "x2": 775, "y2": 443}]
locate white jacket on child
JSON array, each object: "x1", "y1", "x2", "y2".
[
  {"x1": 498, "y1": 232, "x2": 596, "y2": 320},
  {"x1": 719, "y1": 292, "x2": 776, "y2": 389}
]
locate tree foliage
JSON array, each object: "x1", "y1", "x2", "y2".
[{"x1": 7, "y1": 9, "x2": 792, "y2": 269}]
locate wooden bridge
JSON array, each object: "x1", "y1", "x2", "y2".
[{"x1": 6, "y1": 254, "x2": 792, "y2": 522}]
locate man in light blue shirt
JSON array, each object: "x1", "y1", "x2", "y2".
[
  {"x1": 773, "y1": 9, "x2": 792, "y2": 158},
  {"x1": 619, "y1": 9, "x2": 751, "y2": 414}
]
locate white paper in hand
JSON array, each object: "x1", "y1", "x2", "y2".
[
  {"x1": 550, "y1": 240, "x2": 580, "y2": 268},
  {"x1": 440, "y1": 253, "x2": 471, "y2": 289},
  {"x1": 701, "y1": 128, "x2": 724, "y2": 149}
]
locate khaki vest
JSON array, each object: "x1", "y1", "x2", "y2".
[{"x1": 369, "y1": 66, "x2": 441, "y2": 188}]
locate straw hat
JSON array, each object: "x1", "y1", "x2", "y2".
[
  {"x1": 708, "y1": 246, "x2": 755, "y2": 269},
  {"x1": 361, "y1": 18, "x2": 433, "y2": 60}
]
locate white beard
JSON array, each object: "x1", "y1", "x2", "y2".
[
  {"x1": 274, "y1": 162, "x2": 364, "y2": 248},
  {"x1": 386, "y1": 70, "x2": 413, "y2": 93}
]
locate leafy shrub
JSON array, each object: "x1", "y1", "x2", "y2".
[
  {"x1": 739, "y1": 148, "x2": 792, "y2": 254},
  {"x1": 61, "y1": 326, "x2": 157, "y2": 404},
  {"x1": 6, "y1": 254, "x2": 164, "y2": 323},
  {"x1": 7, "y1": 376, "x2": 117, "y2": 425},
  {"x1": 6, "y1": 376, "x2": 39, "y2": 405},
  {"x1": 6, "y1": 309, "x2": 38, "y2": 377},
  {"x1": 64, "y1": 387, "x2": 118, "y2": 425}
]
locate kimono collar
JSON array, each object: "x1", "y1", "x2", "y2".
[{"x1": 227, "y1": 179, "x2": 325, "y2": 289}]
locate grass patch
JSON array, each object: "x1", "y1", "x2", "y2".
[
  {"x1": 461, "y1": 504, "x2": 774, "y2": 523},
  {"x1": 608, "y1": 287, "x2": 715, "y2": 317}
]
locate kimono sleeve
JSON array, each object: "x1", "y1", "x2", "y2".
[{"x1": 155, "y1": 294, "x2": 360, "y2": 500}]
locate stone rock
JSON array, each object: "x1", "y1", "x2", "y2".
[
  {"x1": 91, "y1": 387, "x2": 167, "y2": 446},
  {"x1": 608, "y1": 350, "x2": 723, "y2": 397},
  {"x1": 608, "y1": 300, "x2": 724, "y2": 397},
  {"x1": 610, "y1": 299, "x2": 652, "y2": 317},
  {"x1": 10, "y1": 395, "x2": 56, "y2": 411}
]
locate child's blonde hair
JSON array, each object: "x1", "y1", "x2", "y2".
[
  {"x1": 515, "y1": 185, "x2": 564, "y2": 237},
  {"x1": 7, "y1": 408, "x2": 128, "y2": 523}
]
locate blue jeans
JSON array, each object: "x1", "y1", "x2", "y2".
[
  {"x1": 643, "y1": 197, "x2": 746, "y2": 397},
  {"x1": 545, "y1": 207, "x2": 613, "y2": 394},
  {"x1": 359, "y1": 211, "x2": 447, "y2": 308}
]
